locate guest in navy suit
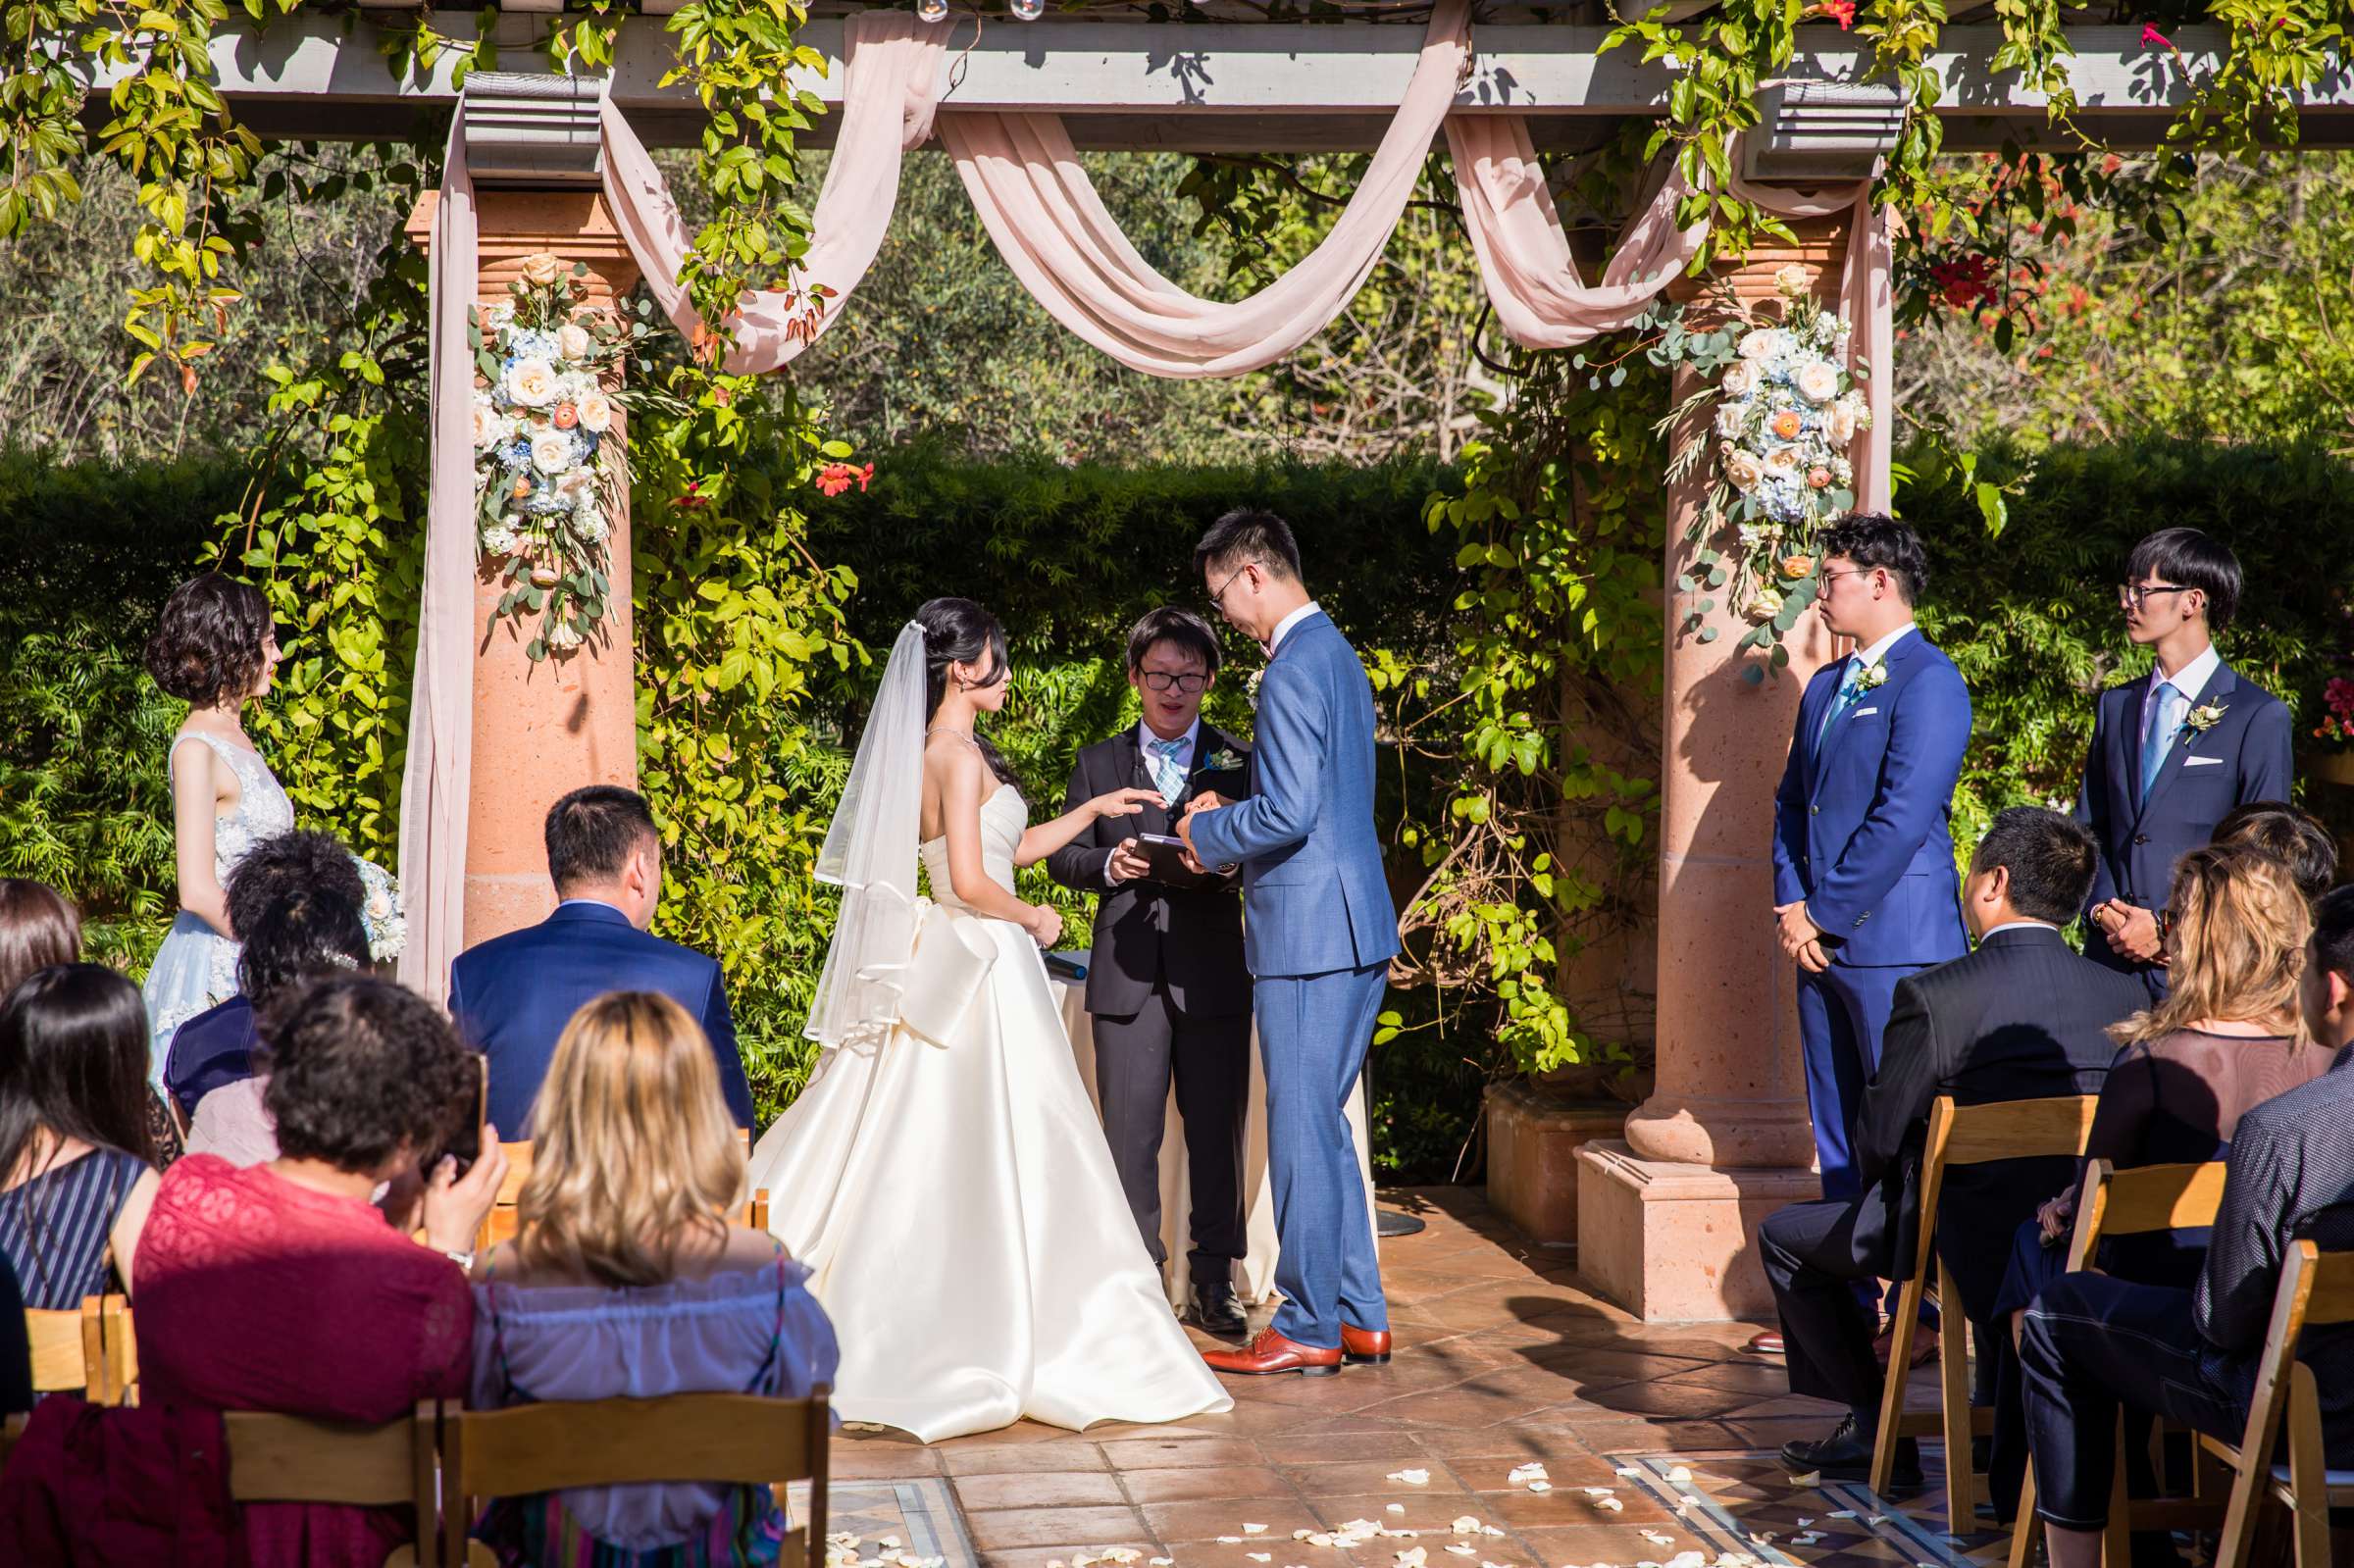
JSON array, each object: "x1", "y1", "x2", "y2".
[
  {"x1": 1770, "y1": 516, "x2": 1972, "y2": 1347},
  {"x1": 448, "y1": 786, "x2": 752, "y2": 1134},
  {"x1": 2077, "y1": 530, "x2": 2292, "y2": 1001}
]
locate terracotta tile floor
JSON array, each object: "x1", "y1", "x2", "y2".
[{"x1": 828, "y1": 1187, "x2": 2009, "y2": 1568}]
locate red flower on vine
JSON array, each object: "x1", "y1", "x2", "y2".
[
  {"x1": 674, "y1": 480, "x2": 711, "y2": 511},
  {"x1": 1813, "y1": 0, "x2": 1857, "y2": 28},
  {"x1": 1926, "y1": 253, "x2": 1998, "y2": 310},
  {"x1": 2141, "y1": 23, "x2": 2174, "y2": 49},
  {"x1": 2326, "y1": 676, "x2": 2354, "y2": 719},
  {"x1": 815, "y1": 462, "x2": 875, "y2": 497}
]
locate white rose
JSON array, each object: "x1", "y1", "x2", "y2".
[
  {"x1": 1795, "y1": 361, "x2": 1841, "y2": 405},
  {"x1": 481, "y1": 523, "x2": 518, "y2": 554},
  {"x1": 1720, "y1": 361, "x2": 1756, "y2": 399},
  {"x1": 556, "y1": 322, "x2": 593, "y2": 361},
  {"x1": 1763, "y1": 443, "x2": 1801, "y2": 472},
  {"x1": 576, "y1": 391, "x2": 614, "y2": 433},
  {"x1": 1773, "y1": 263, "x2": 1811, "y2": 300},
  {"x1": 1749, "y1": 584, "x2": 1786, "y2": 622},
  {"x1": 1714, "y1": 403, "x2": 1746, "y2": 439},
  {"x1": 505, "y1": 358, "x2": 558, "y2": 408},
  {"x1": 531, "y1": 430, "x2": 576, "y2": 475},
  {"x1": 546, "y1": 620, "x2": 585, "y2": 651},
  {"x1": 575, "y1": 508, "x2": 610, "y2": 543},
  {"x1": 471, "y1": 397, "x2": 500, "y2": 451},
  {"x1": 1738, "y1": 328, "x2": 1777, "y2": 361},
  {"x1": 1724, "y1": 451, "x2": 1765, "y2": 492},
  {"x1": 1826, "y1": 401, "x2": 1858, "y2": 444}
]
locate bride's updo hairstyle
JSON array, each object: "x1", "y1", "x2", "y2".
[
  {"x1": 917, "y1": 596, "x2": 1018, "y2": 786},
  {"x1": 145, "y1": 573, "x2": 273, "y2": 708}
]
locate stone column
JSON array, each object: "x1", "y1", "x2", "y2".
[
  {"x1": 406, "y1": 190, "x2": 642, "y2": 947},
  {"x1": 1576, "y1": 211, "x2": 1859, "y2": 1321}
]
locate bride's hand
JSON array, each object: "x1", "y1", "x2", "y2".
[
  {"x1": 1089, "y1": 786, "x2": 1164, "y2": 821},
  {"x1": 1023, "y1": 903, "x2": 1065, "y2": 947}
]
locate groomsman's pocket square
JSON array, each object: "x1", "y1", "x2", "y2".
[
  {"x1": 1851, "y1": 707, "x2": 1879, "y2": 718},
  {"x1": 2183, "y1": 755, "x2": 2224, "y2": 767}
]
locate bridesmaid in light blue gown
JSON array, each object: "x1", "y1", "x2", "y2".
[{"x1": 139, "y1": 575, "x2": 289, "y2": 1087}]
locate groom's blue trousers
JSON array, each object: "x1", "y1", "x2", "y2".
[{"x1": 1256, "y1": 961, "x2": 1391, "y2": 1350}]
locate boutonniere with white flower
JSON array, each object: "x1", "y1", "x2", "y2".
[
  {"x1": 1202, "y1": 746, "x2": 1246, "y2": 774},
  {"x1": 2183, "y1": 700, "x2": 2226, "y2": 735},
  {"x1": 1856, "y1": 662, "x2": 1889, "y2": 692}
]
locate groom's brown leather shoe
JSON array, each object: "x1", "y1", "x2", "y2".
[
  {"x1": 1203, "y1": 1328, "x2": 1342, "y2": 1378},
  {"x1": 1340, "y1": 1323, "x2": 1392, "y2": 1365}
]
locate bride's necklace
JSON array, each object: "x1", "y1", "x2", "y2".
[{"x1": 925, "y1": 725, "x2": 979, "y2": 749}]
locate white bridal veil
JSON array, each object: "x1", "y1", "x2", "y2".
[{"x1": 804, "y1": 621, "x2": 929, "y2": 1048}]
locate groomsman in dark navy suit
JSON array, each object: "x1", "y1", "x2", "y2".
[
  {"x1": 448, "y1": 785, "x2": 753, "y2": 1134},
  {"x1": 1770, "y1": 516, "x2": 1973, "y2": 1349},
  {"x1": 2075, "y1": 529, "x2": 2291, "y2": 999}
]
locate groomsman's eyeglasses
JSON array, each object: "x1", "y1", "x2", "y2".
[
  {"x1": 2120, "y1": 582, "x2": 2191, "y2": 609},
  {"x1": 1142, "y1": 672, "x2": 1209, "y2": 694}
]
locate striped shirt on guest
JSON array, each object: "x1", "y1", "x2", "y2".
[{"x1": 0, "y1": 1147, "x2": 145, "y2": 1308}]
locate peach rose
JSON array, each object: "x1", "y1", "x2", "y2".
[
  {"x1": 520, "y1": 253, "x2": 566, "y2": 288},
  {"x1": 511, "y1": 476, "x2": 534, "y2": 500},
  {"x1": 1796, "y1": 362, "x2": 1841, "y2": 405},
  {"x1": 576, "y1": 391, "x2": 614, "y2": 433},
  {"x1": 1771, "y1": 409, "x2": 1805, "y2": 440},
  {"x1": 1781, "y1": 554, "x2": 1814, "y2": 580},
  {"x1": 1724, "y1": 451, "x2": 1765, "y2": 492},
  {"x1": 1807, "y1": 466, "x2": 1834, "y2": 489},
  {"x1": 552, "y1": 403, "x2": 579, "y2": 430}
]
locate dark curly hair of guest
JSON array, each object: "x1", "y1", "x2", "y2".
[
  {"x1": 144, "y1": 574, "x2": 273, "y2": 708},
  {"x1": 259, "y1": 975, "x2": 475, "y2": 1175}
]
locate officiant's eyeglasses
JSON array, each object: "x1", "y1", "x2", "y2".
[
  {"x1": 1141, "y1": 672, "x2": 1209, "y2": 694},
  {"x1": 2120, "y1": 582, "x2": 2191, "y2": 609}
]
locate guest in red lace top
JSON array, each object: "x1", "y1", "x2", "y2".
[{"x1": 4, "y1": 974, "x2": 508, "y2": 1567}]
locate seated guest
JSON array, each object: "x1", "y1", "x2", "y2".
[
  {"x1": 2214, "y1": 798, "x2": 2337, "y2": 905},
  {"x1": 1987, "y1": 845, "x2": 2335, "y2": 1519},
  {"x1": 470, "y1": 991, "x2": 838, "y2": 1563},
  {"x1": 2021, "y1": 885, "x2": 2354, "y2": 1568},
  {"x1": 1763, "y1": 808, "x2": 2147, "y2": 1483},
  {"x1": 131, "y1": 975, "x2": 506, "y2": 1567},
  {"x1": 2, "y1": 879, "x2": 181, "y2": 1165},
  {"x1": 0, "y1": 966, "x2": 161, "y2": 1309},
  {"x1": 164, "y1": 828, "x2": 367, "y2": 1120},
  {"x1": 451, "y1": 785, "x2": 752, "y2": 1133},
  {"x1": 0, "y1": 1253, "x2": 27, "y2": 1417}
]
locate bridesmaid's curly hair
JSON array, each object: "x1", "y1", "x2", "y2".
[{"x1": 144, "y1": 574, "x2": 273, "y2": 707}]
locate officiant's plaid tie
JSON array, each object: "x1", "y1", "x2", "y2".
[{"x1": 1149, "y1": 736, "x2": 1188, "y2": 806}]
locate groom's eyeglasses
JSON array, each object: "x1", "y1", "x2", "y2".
[
  {"x1": 1141, "y1": 672, "x2": 1208, "y2": 694},
  {"x1": 1207, "y1": 560, "x2": 1256, "y2": 614}
]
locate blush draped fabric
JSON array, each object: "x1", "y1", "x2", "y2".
[{"x1": 399, "y1": 3, "x2": 1895, "y2": 991}]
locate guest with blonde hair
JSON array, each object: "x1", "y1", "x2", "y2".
[
  {"x1": 1986, "y1": 844, "x2": 2336, "y2": 1517},
  {"x1": 470, "y1": 990, "x2": 837, "y2": 1566}
]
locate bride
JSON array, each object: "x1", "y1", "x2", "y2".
[{"x1": 745, "y1": 598, "x2": 1233, "y2": 1441}]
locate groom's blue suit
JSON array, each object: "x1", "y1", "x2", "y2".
[{"x1": 1188, "y1": 607, "x2": 1400, "y2": 1350}]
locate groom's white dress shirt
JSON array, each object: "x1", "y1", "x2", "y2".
[{"x1": 1267, "y1": 600, "x2": 1323, "y2": 657}]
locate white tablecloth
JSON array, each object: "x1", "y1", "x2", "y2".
[{"x1": 1053, "y1": 974, "x2": 1378, "y2": 1308}]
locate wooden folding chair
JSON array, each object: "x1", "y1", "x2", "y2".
[
  {"x1": 439, "y1": 1389, "x2": 831, "y2": 1568},
  {"x1": 25, "y1": 1293, "x2": 137, "y2": 1404},
  {"x1": 2005, "y1": 1159, "x2": 2231, "y2": 1568},
  {"x1": 222, "y1": 1402, "x2": 442, "y2": 1567},
  {"x1": 2196, "y1": 1239, "x2": 2354, "y2": 1568},
  {"x1": 1870, "y1": 1093, "x2": 2100, "y2": 1526}
]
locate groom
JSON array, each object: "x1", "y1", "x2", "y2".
[{"x1": 1180, "y1": 509, "x2": 1399, "y2": 1377}]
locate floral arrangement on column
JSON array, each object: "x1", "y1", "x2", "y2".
[{"x1": 471, "y1": 253, "x2": 627, "y2": 662}]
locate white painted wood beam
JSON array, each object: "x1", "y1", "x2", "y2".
[{"x1": 66, "y1": 18, "x2": 2354, "y2": 150}]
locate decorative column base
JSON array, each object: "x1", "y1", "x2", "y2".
[
  {"x1": 1576, "y1": 1139, "x2": 1819, "y2": 1320},
  {"x1": 1483, "y1": 1082, "x2": 1627, "y2": 1245}
]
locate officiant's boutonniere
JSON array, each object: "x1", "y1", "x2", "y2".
[
  {"x1": 1856, "y1": 662, "x2": 1889, "y2": 692},
  {"x1": 1203, "y1": 746, "x2": 1246, "y2": 774},
  {"x1": 2183, "y1": 700, "x2": 2226, "y2": 736}
]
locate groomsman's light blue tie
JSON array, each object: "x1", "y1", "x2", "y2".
[
  {"x1": 1149, "y1": 735, "x2": 1188, "y2": 806},
  {"x1": 1816, "y1": 657, "x2": 1867, "y2": 749},
  {"x1": 2141, "y1": 679, "x2": 2187, "y2": 802}
]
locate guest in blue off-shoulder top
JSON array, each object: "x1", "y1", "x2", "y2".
[{"x1": 470, "y1": 991, "x2": 838, "y2": 1568}]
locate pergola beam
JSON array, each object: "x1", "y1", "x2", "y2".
[{"x1": 74, "y1": 18, "x2": 2354, "y2": 151}]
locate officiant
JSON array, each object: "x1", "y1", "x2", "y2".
[{"x1": 1048, "y1": 608, "x2": 1254, "y2": 1339}]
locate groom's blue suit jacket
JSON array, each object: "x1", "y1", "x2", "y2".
[
  {"x1": 1772, "y1": 631, "x2": 1972, "y2": 968},
  {"x1": 1188, "y1": 610, "x2": 1401, "y2": 979},
  {"x1": 448, "y1": 900, "x2": 754, "y2": 1134}
]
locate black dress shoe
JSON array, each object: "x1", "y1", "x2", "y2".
[
  {"x1": 1778, "y1": 1414, "x2": 1923, "y2": 1488},
  {"x1": 1190, "y1": 1279, "x2": 1249, "y2": 1340}
]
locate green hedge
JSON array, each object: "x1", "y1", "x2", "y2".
[{"x1": 7, "y1": 436, "x2": 2352, "y2": 1179}]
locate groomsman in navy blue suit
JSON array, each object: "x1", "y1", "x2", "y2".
[
  {"x1": 2076, "y1": 529, "x2": 2291, "y2": 999},
  {"x1": 448, "y1": 785, "x2": 754, "y2": 1134},
  {"x1": 1771, "y1": 516, "x2": 1972, "y2": 1338}
]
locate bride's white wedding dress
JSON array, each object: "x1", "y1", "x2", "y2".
[{"x1": 744, "y1": 783, "x2": 1233, "y2": 1442}]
